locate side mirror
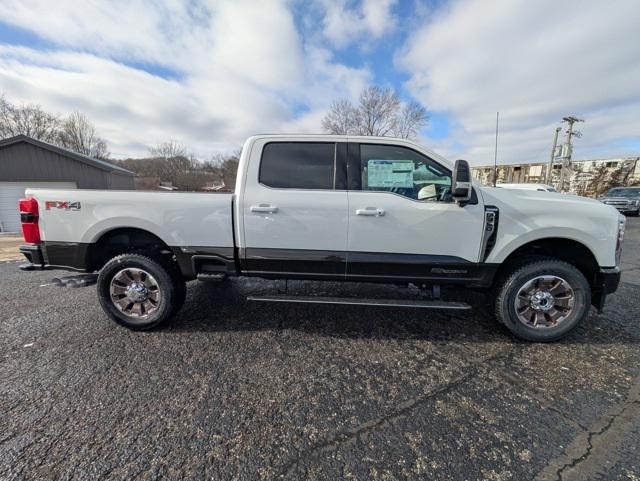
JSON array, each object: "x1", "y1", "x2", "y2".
[{"x1": 452, "y1": 159, "x2": 472, "y2": 204}]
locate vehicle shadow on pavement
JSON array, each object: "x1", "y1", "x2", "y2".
[{"x1": 161, "y1": 278, "x2": 640, "y2": 346}]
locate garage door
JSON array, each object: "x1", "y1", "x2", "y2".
[{"x1": 0, "y1": 182, "x2": 77, "y2": 233}]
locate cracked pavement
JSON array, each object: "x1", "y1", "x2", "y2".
[{"x1": 1, "y1": 218, "x2": 639, "y2": 480}]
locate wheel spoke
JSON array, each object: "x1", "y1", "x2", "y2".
[
  {"x1": 546, "y1": 307, "x2": 561, "y2": 324},
  {"x1": 554, "y1": 296, "x2": 573, "y2": 307},
  {"x1": 517, "y1": 304, "x2": 532, "y2": 315},
  {"x1": 549, "y1": 281, "x2": 565, "y2": 295},
  {"x1": 130, "y1": 302, "x2": 143, "y2": 316},
  {"x1": 113, "y1": 297, "x2": 130, "y2": 309},
  {"x1": 111, "y1": 285, "x2": 127, "y2": 295},
  {"x1": 143, "y1": 299, "x2": 154, "y2": 311}
]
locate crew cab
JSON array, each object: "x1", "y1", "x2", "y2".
[{"x1": 18, "y1": 135, "x2": 624, "y2": 341}]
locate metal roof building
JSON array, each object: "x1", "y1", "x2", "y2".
[{"x1": 0, "y1": 135, "x2": 135, "y2": 232}]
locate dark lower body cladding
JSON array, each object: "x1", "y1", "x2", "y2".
[
  {"x1": 179, "y1": 247, "x2": 499, "y2": 287},
  {"x1": 19, "y1": 242, "x2": 88, "y2": 271},
  {"x1": 592, "y1": 266, "x2": 621, "y2": 311},
  {"x1": 19, "y1": 243, "x2": 622, "y2": 310}
]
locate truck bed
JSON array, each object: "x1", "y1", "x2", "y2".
[{"x1": 24, "y1": 189, "x2": 235, "y2": 274}]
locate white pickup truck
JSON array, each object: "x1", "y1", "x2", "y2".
[{"x1": 18, "y1": 134, "x2": 624, "y2": 341}]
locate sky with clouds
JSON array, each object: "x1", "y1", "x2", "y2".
[{"x1": 0, "y1": 0, "x2": 638, "y2": 165}]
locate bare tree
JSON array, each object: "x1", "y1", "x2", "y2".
[
  {"x1": 208, "y1": 151, "x2": 241, "y2": 191},
  {"x1": 119, "y1": 149, "x2": 239, "y2": 192},
  {"x1": 321, "y1": 86, "x2": 428, "y2": 139},
  {"x1": 1, "y1": 95, "x2": 112, "y2": 158},
  {"x1": 394, "y1": 101, "x2": 429, "y2": 140},
  {"x1": 58, "y1": 111, "x2": 109, "y2": 159},
  {"x1": 149, "y1": 141, "x2": 188, "y2": 159},
  {"x1": 355, "y1": 86, "x2": 401, "y2": 136},
  {"x1": 584, "y1": 164, "x2": 611, "y2": 197},
  {"x1": 610, "y1": 158, "x2": 638, "y2": 187},
  {"x1": 141, "y1": 141, "x2": 202, "y2": 190},
  {"x1": 0, "y1": 95, "x2": 60, "y2": 143},
  {"x1": 321, "y1": 99, "x2": 356, "y2": 136}
]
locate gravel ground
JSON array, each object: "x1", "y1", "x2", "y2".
[{"x1": 1, "y1": 218, "x2": 639, "y2": 481}]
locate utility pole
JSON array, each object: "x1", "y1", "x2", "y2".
[
  {"x1": 546, "y1": 126, "x2": 562, "y2": 185},
  {"x1": 558, "y1": 116, "x2": 584, "y2": 192}
]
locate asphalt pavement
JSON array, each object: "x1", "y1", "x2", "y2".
[{"x1": 1, "y1": 218, "x2": 639, "y2": 481}]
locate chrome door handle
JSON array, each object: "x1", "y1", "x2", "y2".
[
  {"x1": 356, "y1": 207, "x2": 385, "y2": 217},
  {"x1": 250, "y1": 204, "x2": 279, "y2": 213}
]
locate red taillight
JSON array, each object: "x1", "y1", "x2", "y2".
[{"x1": 19, "y1": 197, "x2": 41, "y2": 244}]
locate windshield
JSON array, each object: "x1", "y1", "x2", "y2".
[{"x1": 606, "y1": 188, "x2": 640, "y2": 197}]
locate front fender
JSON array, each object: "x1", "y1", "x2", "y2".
[{"x1": 477, "y1": 188, "x2": 619, "y2": 267}]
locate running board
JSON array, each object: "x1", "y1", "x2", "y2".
[{"x1": 247, "y1": 295, "x2": 471, "y2": 310}]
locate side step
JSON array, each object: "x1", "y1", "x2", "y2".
[{"x1": 247, "y1": 295, "x2": 471, "y2": 310}]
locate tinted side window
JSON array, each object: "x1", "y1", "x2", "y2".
[
  {"x1": 260, "y1": 142, "x2": 335, "y2": 189},
  {"x1": 359, "y1": 144, "x2": 452, "y2": 202}
]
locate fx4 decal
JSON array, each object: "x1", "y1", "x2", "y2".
[{"x1": 45, "y1": 201, "x2": 82, "y2": 211}]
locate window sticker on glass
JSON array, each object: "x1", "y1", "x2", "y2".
[{"x1": 367, "y1": 160, "x2": 414, "y2": 188}]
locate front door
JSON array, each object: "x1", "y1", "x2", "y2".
[
  {"x1": 346, "y1": 142, "x2": 486, "y2": 283},
  {"x1": 241, "y1": 140, "x2": 349, "y2": 278}
]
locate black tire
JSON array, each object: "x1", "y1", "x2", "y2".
[
  {"x1": 494, "y1": 259, "x2": 591, "y2": 342},
  {"x1": 97, "y1": 253, "x2": 185, "y2": 330}
]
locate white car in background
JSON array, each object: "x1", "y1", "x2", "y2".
[{"x1": 497, "y1": 183, "x2": 557, "y2": 192}]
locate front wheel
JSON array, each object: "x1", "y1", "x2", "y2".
[
  {"x1": 97, "y1": 253, "x2": 185, "y2": 330},
  {"x1": 494, "y1": 259, "x2": 591, "y2": 342}
]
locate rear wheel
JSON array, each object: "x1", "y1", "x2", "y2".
[
  {"x1": 494, "y1": 259, "x2": 591, "y2": 342},
  {"x1": 97, "y1": 253, "x2": 185, "y2": 330}
]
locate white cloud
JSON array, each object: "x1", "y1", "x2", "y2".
[
  {"x1": 397, "y1": 0, "x2": 640, "y2": 165},
  {"x1": 318, "y1": 0, "x2": 398, "y2": 48},
  {"x1": 0, "y1": 0, "x2": 192, "y2": 67},
  {"x1": 0, "y1": 0, "x2": 371, "y2": 157}
]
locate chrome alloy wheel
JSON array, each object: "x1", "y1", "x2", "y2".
[
  {"x1": 514, "y1": 275, "x2": 575, "y2": 328},
  {"x1": 109, "y1": 268, "x2": 161, "y2": 318}
]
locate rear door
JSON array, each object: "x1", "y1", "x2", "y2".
[
  {"x1": 346, "y1": 142, "x2": 486, "y2": 282},
  {"x1": 241, "y1": 139, "x2": 349, "y2": 278}
]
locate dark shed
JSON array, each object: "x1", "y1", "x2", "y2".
[{"x1": 0, "y1": 135, "x2": 135, "y2": 232}]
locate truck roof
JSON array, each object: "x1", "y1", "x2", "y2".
[{"x1": 244, "y1": 134, "x2": 452, "y2": 166}]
